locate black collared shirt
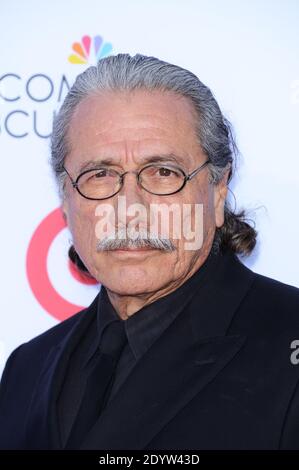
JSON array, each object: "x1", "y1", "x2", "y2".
[{"x1": 57, "y1": 247, "x2": 221, "y2": 447}]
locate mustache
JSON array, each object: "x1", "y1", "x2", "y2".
[{"x1": 96, "y1": 226, "x2": 175, "y2": 252}]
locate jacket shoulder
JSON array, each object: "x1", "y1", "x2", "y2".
[
  {"x1": 17, "y1": 306, "x2": 87, "y2": 356},
  {"x1": 232, "y1": 265, "x2": 299, "y2": 334},
  {"x1": 1, "y1": 293, "x2": 99, "y2": 383},
  {"x1": 250, "y1": 270, "x2": 299, "y2": 308}
]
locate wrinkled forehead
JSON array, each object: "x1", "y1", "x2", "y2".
[{"x1": 65, "y1": 89, "x2": 202, "y2": 170}]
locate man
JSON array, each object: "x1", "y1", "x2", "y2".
[{"x1": 0, "y1": 53, "x2": 299, "y2": 450}]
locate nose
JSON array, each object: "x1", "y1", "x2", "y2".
[
  {"x1": 118, "y1": 171, "x2": 145, "y2": 206},
  {"x1": 115, "y1": 171, "x2": 148, "y2": 228}
]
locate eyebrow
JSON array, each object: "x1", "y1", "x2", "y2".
[{"x1": 78, "y1": 154, "x2": 188, "y2": 173}]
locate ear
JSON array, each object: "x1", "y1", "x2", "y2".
[
  {"x1": 214, "y1": 169, "x2": 230, "y2": 228},
  {"x1": 61, "y1": 198, "x2": 69, "y2": 224}
]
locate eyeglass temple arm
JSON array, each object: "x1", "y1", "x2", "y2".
[
  {"x1": 62, "y1": 165, "x2": 78, "y2": 187},
  {"x1": 186, "y1": 160, "x2": 210, "y2": 181}
]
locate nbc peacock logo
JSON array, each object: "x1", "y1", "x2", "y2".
[{"x1": 68, "y1": 35, "x2": 113, "y2": 65}]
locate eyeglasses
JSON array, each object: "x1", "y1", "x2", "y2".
[{"x1": 62, "y1": 159, "x2": 210, "y2": 200}]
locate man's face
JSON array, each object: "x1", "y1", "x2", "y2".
[{"x1": 62, "y1": 89, "x2": 228, "y2": 297}]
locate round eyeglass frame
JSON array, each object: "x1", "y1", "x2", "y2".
[{"x1": 62, "y1": 159, "x2": 210, "y2": 201}]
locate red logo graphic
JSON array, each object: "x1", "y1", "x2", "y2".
[{"x1": 26, "y1": 208, "x2": 98, "y2": 321}]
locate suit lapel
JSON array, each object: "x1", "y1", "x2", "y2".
[
  {"x1": 80, "y1": 252, "x2": 255, "y2": 449},
  {"x1": 25, "y1": 251, "x2": 256, "y2": 450},
  {"x1": 24, "y1": 295, "x2": 99, "y2": 449},
  {"x1": 80, "y1": 312, "x2": 246, "y2": 449}
]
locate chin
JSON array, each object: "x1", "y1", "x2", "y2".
[{"x1": 99, "y1": 265, "x2": 166, "y2": 296}]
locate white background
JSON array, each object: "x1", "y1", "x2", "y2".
[{"x1": 0, "y1": 0, "x2": 299, "y2": 375}]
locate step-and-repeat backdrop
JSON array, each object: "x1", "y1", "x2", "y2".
[{"x1": 1, "y1": 0, "x2": 299, "y2": 375}]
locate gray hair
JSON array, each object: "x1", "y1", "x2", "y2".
[{"x1": 51, "y1": 53, "x2": 256, "y2": 265}]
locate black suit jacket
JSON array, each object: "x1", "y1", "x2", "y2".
[{"x1": 1, "y1": 251, "x2": 299, "y2": 450}]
